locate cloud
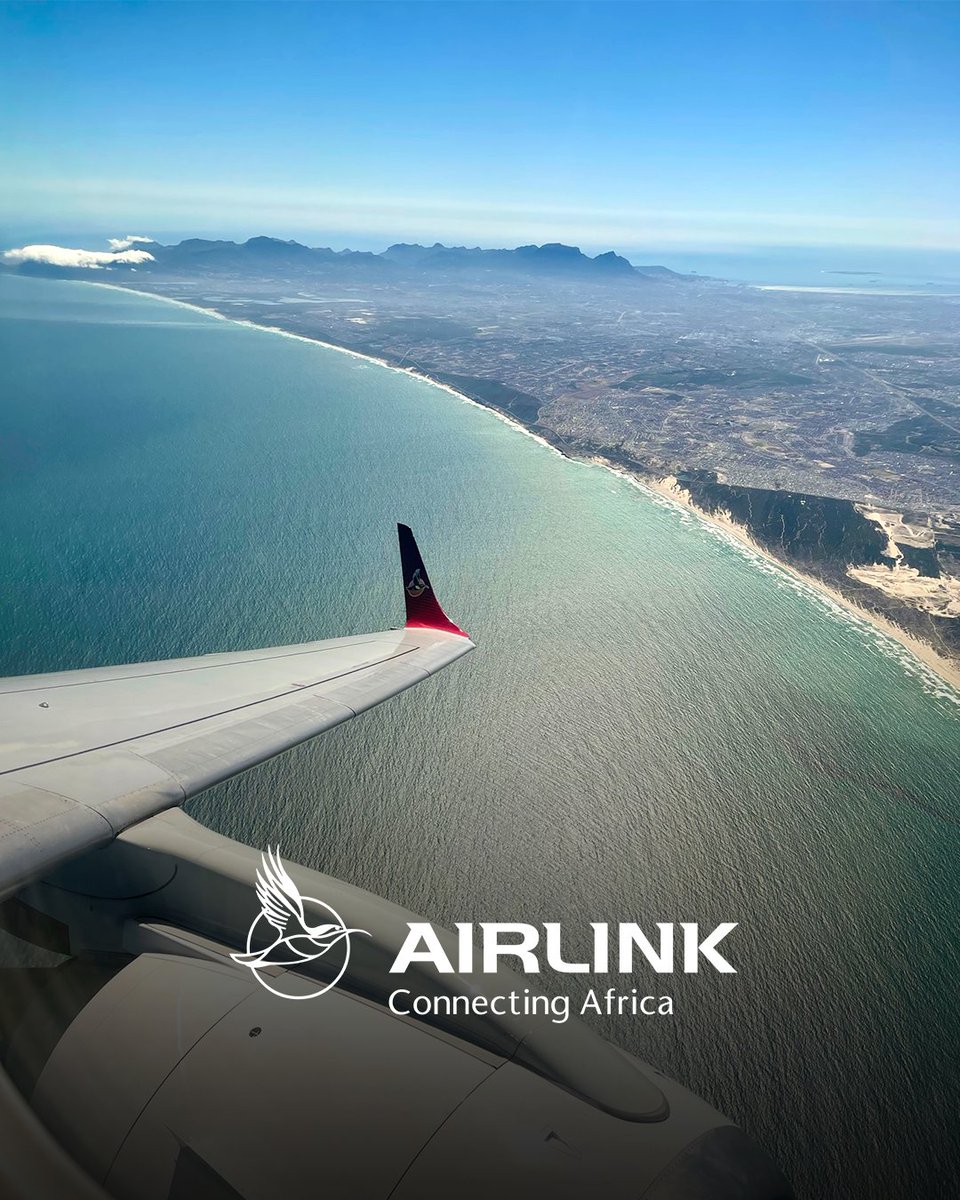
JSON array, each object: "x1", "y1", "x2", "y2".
[
  {"x1": 2, "y1": 243, "x2": 155, "y2": 269},
  {"x1": 107, "y1": 234, "x2": 154, "y2": 250}
]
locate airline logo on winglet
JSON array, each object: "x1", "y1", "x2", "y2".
[{"x1": 405, "y1": 568, "x2": 429, "y2": 598}]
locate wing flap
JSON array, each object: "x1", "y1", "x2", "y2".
[{"x1": 0, "y1": 779, "x2": 114, "y2": 898}]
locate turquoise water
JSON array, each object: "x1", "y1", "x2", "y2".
[{"x1": 1, "y1": 274, "x2": 958, "y2": 1198}]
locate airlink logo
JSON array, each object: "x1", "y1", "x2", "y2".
[
  {"x1": 390, "y1": 922, "x2": 738, "y2": 976},
  {"x1": 232, "y1": 853, "x2": 737, "y2": 1019}
]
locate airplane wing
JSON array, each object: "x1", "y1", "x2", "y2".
[{"x1": 0, "y1": 525, "x2": 472, "y2": 901}]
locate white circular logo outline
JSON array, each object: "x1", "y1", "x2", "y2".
[
  {"x1": 230, "y1": 849, "x2": 367, "y2": 1001},
  {"x1": 243, "y1": 894, "x2": 354, "y2": 1001}
]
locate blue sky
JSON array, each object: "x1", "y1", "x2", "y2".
[{"x1": 1, "y1": 0, "x2": 958, "y2": 253}]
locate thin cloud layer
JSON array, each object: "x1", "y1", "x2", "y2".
[
  {"x1": 107, "y1": 235, "x2": 154, "y2": 251},
  {"x1": 2, "y1": 243, "x2": 155, "y2": 269}
]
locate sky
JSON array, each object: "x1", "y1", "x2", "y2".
[{"x1": 1, "y1": 0, "x2": 958, "y2": 256}]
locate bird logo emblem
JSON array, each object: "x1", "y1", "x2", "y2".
[
  {"x1": 405, "y1": 568, "x2": 429, "y2": 598},
  {"x1": 231, "y1": 847, "x2": 368, "y2": 1000}
]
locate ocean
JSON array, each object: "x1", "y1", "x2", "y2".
[
  {"x1": 1, "y1": 273, "x2": 958, "y2": 1198},
  {"x1": 621, "y1": 244, "x2": 960, "y2": 293}
]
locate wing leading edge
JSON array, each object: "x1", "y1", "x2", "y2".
[{"x1": 0, "y1": 526, "x2": 473, "y2": 900}]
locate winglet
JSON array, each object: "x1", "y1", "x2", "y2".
[{"x1": 398, "y1": 524, "x2": 469, "y2": 638}]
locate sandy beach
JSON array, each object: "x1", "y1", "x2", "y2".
[
  {"x1": 90, "y1": 281, "x2": 960, "y2": 699},
  {"x1": 638, "y1": 473, "x2": 960, "y2": 696}
]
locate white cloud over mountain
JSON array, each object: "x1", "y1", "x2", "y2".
[{"x1": 2, "y1": 243, "x2": 155, "y2": 269}]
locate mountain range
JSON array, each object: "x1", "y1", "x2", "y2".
[{"x1": 2, "y1": 235, "x2": 683, "y2": 281}]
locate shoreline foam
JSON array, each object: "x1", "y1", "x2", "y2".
[{"x1": 85, "y1": 280, "x2": 960, "y2": 700}]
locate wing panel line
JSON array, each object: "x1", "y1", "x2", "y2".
[
  {"x1": 0, "y1": 635, "x2": 397, "y2": 695},
  {"x1": 0, "y1": 645, "x2": 425, "y2": 779}
]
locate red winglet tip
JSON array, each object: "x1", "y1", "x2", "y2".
[{"x1": 397, "y1": 524, "x2": 470, "y2": 639}]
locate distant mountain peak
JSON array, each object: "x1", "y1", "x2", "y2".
[
  {"x1": 379, "y1": 240, "x2": 648, "y2": 276},
  {"x1": 593, "y1": 250, "x2": 635, "y2": 272}
]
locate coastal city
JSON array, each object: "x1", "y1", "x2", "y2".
[{"x1": 113, "y1": 241, "x2": 960, "y2": 513}]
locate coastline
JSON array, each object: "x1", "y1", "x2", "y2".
[
  {"x1": 83, "y1": 281, "x2": 566, "y2": 457},
  {"x1": 89, "y1": 280, "x2": 960, "y2": 699}
]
